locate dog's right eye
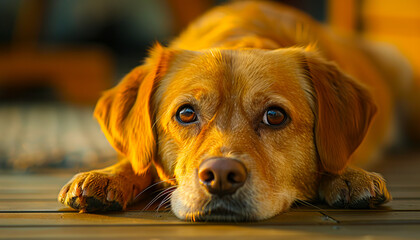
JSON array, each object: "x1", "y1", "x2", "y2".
[
  {"x1": 262, "y1": 107, "x2": 287, "y2": 127},
  {"x1": 176, "y1": 105, "x2": 198, "y2": 124}
]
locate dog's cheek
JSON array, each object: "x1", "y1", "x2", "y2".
[
  {"x1": 156, "y1": 134, "x2": 179, "y2": 177},
  {"x1": 170, "y1": 188, "x2": 186, "y2": 220},
  {"x1": 242, "y1": 171, "x2": 297, "y2": 220},
  {"x1": 256, "y1": 191, "x2": 296, "y2": 220},
  {"x1": 284, "y1": 137, "x2": 319, "y2": 200},
  {"x1": 275, "y1": 113, "x2": 319, "y2": 200},
  {"x1": 170, "y1": 175, "x2": 208, "y2": 219},
  {"x1": 155, "y1": 119, "x2": 198, "y2": 180}
]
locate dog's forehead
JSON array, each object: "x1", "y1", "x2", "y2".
[{"x1": 159, "y1": 48, "x2": 307, "y2": 103}]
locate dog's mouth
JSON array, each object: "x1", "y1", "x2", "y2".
[
  {"x1": 187, "y1": 207, "x2": 250, "y2": 222},
  {"x1": 182, "y1": 197, "x2": 255, "y2": 222}
]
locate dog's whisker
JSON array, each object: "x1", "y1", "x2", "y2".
[
  {"x1": 143, "y1": 186, "x2": 178, "y2": 211},
  {"x1": 156, "y1": 187, "x2": 176, "y2": 210},
  {"x1": 143, "y1": 187, "x2": 176, "y2": 211},
  {"x1": 201, "y1": 198, "x2": 211, "y2": 212},
  {"x1": 134, "y1": 178, "x2": 176, "y2": 201},
  {"x1": 142, "y1": 186, "x2": 175, "y2": 211},
  {"x1": 156, "y1": 192, "x2": 173, "y2": 212},
  {"x1": 143, "y1": 194, "x2": 166, "y2": 211},
  {"x1": 158, "y1": 198, "x2": 172, "y2": 211}
]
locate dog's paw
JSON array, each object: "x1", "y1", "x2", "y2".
[
  {"x1": 58, "y1": 171, "x2": 135, "y2": 212},
  {"x1": 318, "y1": 167, "x2": 391, "y2": 209}
]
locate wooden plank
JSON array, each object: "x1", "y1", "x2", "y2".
[
  {"x1": 0, "y1": 185, "x2": 63, "y2": 192},
  {"x1": 0, "y1": 212, "x2": 179, "y2": 227},
  {"x1": 1, "y1": 225, "x2": 420, "y2": 239},
  {"x1": 382, "y1": 174, "x2": 420, "y2": 187},
  {"x1": 0, "y1": 194, "x2": 169, "y2": 212},
  {"x1": 0, "y1": 173, "x2": 71, "y2": 190},
  {"x1": 0, "y1": 191, "x2": 59, "y2": 200},
  {"x1": 0, "y1": 200, "x2": 68, "y2": 212},
  {"x1": 390, "y1": 190, "x2": 420, "y2": 199},
  {"x1": 388, "y1": 186, "x2": 420, "y2": 199},
  {"x1": 0, "y1": 211, "x2": 332, "y2": 227},
  {"x1": 0, "y1": 152, "x2": 419, "y2": 240},
  {"x1": 384, "y1": 200, "x2": 420, "y2": 210},
  {"x1": 292, "y1": 199, "x2": 420, "y2": 212},
  {"x1": 2, "y1": 199, "x2": 419, "y2": 213},
  {"x1": 325, "y1": 211, "x2": 420, "y2": 224}
]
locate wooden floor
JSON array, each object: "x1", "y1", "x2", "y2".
[{"x1": 1, "y1": 152, "x2": 420, "y2": 239}]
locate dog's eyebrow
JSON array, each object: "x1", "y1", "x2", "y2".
[
  {"x1": 172, "y1": 89, "x2": 212, "y2": 103},
  {"x1": 248, "y1": 91, "x2": 292, "y2": 109},
  {"x1": 167, "y1": 89, "x2": 219, "y2": 112}
]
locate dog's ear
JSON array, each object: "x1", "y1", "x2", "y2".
[
  {"x1": 94, "y1": 44, "x2": 174, "y2": 174},
  {"x1": 302, "y1": 51, "x2": 377, "y2": 174}
]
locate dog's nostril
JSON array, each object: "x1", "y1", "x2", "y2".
[
  {"x1": 227, "y1": 172, "x2": 236, "y2": 183},
  {"x1": 199, "y1": 169, "x2": 215, "y2": 184},
  {"x1": 227, "y1": 171, "x2": 245, "y2": 184},
  {"x1": 198, "y1": 158, "x2": 247, "y2": 197}
]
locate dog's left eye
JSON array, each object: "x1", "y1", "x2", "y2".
[
  {"x1": 176, "y1": 105, "x2": 198, "y2": 124},
  {"x1": 262, "y1": 107, "x2": 287, "y2": 126}
]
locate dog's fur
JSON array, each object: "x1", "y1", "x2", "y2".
[{"x1": 58, "y1": 1, "x2": 412, "y2": 221}]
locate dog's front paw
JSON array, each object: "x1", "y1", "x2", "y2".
[
  {"x1": 58, "y1": 171, "x2": 135, "y2": 212},
  {"x1": 318, "y1": 167, "x2": 391, "y2": 209}
]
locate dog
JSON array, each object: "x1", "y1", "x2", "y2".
[{"x1": 59, "y1": 1, "x2": 414, "y2": 221}]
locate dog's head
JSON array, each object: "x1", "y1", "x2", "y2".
[{"x1": 94, "y1": 44, "x2": 376, "y2": 221}]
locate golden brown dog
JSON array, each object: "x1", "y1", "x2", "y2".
[{"x1": 58, "y1": 1, "x2": 410, "y2": 221}]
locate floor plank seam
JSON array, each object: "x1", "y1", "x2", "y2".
[
  {"x1": 2, "y1": 222, "x2": 420, "y2": 228},
  {"x1": 319, "y1": 211, "x2": 340, "y2": 224}
]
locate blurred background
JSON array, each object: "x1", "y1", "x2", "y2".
[{"x1": 0, "y1": 0, "x2": 419, "y2": 172}]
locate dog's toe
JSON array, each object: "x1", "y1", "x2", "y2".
[
  {"x1": 330, "y1": 188, "x2": 350, "y2": 208},
  {"x1": 319, "y1": 167, "x2": 391, "y2": 209},
  {"x1": 58, "y1": 171, "x2": 130, "y2": 212}
]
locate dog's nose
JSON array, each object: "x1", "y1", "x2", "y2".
[{"x1": 198, "y1": 158, "x2": 247, "y2": 197}]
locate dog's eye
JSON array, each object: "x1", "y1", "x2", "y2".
[
  {"x1": 262, "y1": 107, "x2": 287, "y2": 126},
  {"x1": 176, "y1": 105, "x2": 198, "y2": 124}
]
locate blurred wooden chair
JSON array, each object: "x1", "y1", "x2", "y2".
[
  {"x1": 329, "y1": 0, "x2": 420, "y2": 142},
  {"x1": 0, "y1": 0, "x2": 114, "y2": 105}
]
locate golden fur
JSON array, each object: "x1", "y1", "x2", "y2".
[{"x1": 57, "y1": 1, "x2": 405, "y2": 221}]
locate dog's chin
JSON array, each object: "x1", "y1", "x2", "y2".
[
  {"x1": 187, "y1": 207, "x2": 255, "y2": 222},
  {"x1": 171, "y1": 195, "x2": 259, "y2": 222}
]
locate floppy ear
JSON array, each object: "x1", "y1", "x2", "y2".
[
  {"x1": 302, "y1": 51, "x2": 377, "y2": 174},
  {"x1": 94, "y1": 44, "x2": 174, "y2": 174}
]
